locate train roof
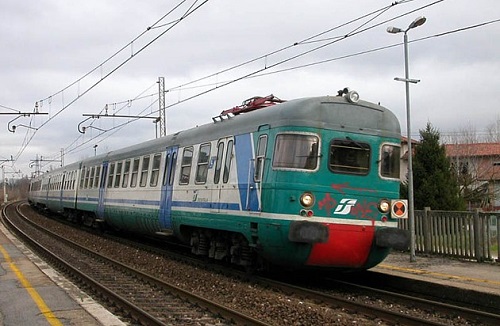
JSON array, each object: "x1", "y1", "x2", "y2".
[
  {"x1": 35, "y1": 93, "x2": 401, "y2": 177},
  {"x1": 99, "y1": 94, "x2": 399, "y2": 158}
]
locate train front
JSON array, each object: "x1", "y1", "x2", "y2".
[{"x1": 259, "y1": 91, "x2": 409, "y2": 270}]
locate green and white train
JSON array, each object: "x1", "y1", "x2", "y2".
[{"x1": 29, "y1": 89, "x2": 409, "y2": 271}]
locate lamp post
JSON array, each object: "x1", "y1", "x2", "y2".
[
  {"x1": 2, "y1": 166, "x2": 6, "y2": 204},
  {"x1": 387, "y1": 16, "x2": 426, "y2": 263}
]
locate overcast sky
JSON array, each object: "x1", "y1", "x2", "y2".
[{"x1": 1, "y1": 0, "x2": 499, "y2": 177}]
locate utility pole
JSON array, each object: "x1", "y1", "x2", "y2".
[
  {"x1": 30, "y1": 155, "x2": 63, "y2": 176},
  {"x1": 1, "y1": 157, "x2": 14, "y2": 203},
  {"x1": 1, "y1": 166, "x2": 6, "y2": 203},
  {"x1": 158, "y1": 77, "x2": 166, "y2": 137}
]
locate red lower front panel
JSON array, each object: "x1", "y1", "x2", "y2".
[{"x1": 306, "y1": 223, "x2": 375, "y2": 268}]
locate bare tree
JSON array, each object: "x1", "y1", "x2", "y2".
[{"x1": 444, "y1": 123, "x2": 500, "y2": 211}]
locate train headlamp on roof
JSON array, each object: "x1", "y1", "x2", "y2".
[{"x1": 337, "y1": 87, "x2": 359, "y2": 103}]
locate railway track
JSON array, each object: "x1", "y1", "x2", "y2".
[
  {"x1": 256, "y1": 274, "x2": 500, "y2": 326},
  {"x1": 2, "y1": 202, "x2": 265, "y2": 326},
  {"x1": 4, "y1": 201, "x2": 499, "y2": 325}
]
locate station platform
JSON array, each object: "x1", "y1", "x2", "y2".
[
  {"x1": 0, "y1": 222, "x2": 125, "y2": 326},
  {"x1": 373, "y1": 251, "x2": 500, "y2": 296}
]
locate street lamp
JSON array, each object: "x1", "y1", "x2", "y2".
[{"x1": 387, "y1": 16, "x2": 426, "y2": 263}]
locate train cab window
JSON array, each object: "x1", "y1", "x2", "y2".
[
  {"x1": 180, "y1": 147, "x2": 194, "y2": 185},
  {"x1": 380, "y1": 144, "x2": 400, "y2": 179},
  {"x1": 122, "y1": 160, "x2": 131, "y2": 188},
  {"x1": 254, "y1": 135, "x2": 268, "y2": 182},
  {"x1": 114, "y1": 162, "x2": 123, "y2": 188},
  {"x1": 130, "y1": 158, "x2": 140, "y2": 188},
  {"x1": 150, "y1": 153, "x2": 162, "y2": 187},
  {"x1": 223, "y1": 140, "x2": 233, "y2": 183},
  {"x1": 195, "y1": 143, "x2": 211, "y2": 184},
  {"x1": 273, "y1": 133, "x2": 319, "y2": 170},
  {"x1": 329, "y1": 139, "x2": 370, "y2": 175},
  {"x1": 107, "y1": 163, "x2": 115, "y2": 188},
  {"x1": 140, "y1": 155, "x2": 151, "y2": 187},
  {"x1": 94, "y1": 166, "x2": 101, "y2": 188},
  {"x1": 214, "y1": 141, "x2": 224, "y2": 184}
]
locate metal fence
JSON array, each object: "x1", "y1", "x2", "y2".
[{"x1": 398, "y1": 208, "x2": 499, "y2": 262}]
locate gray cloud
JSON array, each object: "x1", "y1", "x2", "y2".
[{"x1": 1, "y1": 0, "x2": 499, "y2": 176}]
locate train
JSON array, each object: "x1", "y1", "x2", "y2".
[{"x1": 28, "y1": 88, "x2": 409, "y2": 271}]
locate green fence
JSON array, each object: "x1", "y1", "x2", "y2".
[{"x1": 399, "y1": 208, "x2": 499, "y2": 262}]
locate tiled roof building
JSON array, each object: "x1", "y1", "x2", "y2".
[{"x1": 445, "y1": 142, "x2": 500, "y2": 211}]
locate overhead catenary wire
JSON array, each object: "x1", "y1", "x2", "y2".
[
  {"x1": 43, "y1": 0, "x2": 460, "y2": 163},
  {"x1": 38, "y1": 0, "x2": 417, "y2": 165},
  {"x1": 12, "y1": 0, "x2": 210, "y2": 163},
  {"x1": 37, "y1": 0, "x2": 485, "y2": 166},
  {"x1": 12, "y1": 0, "x2": 500, "y2": 171},
  {"x1": 61, "y1": 17, "x2": 500, "y2": 164}
]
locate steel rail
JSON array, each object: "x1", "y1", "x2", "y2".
[{"x1": 3, "y1": 201, "x2": 268, "y2": 326}]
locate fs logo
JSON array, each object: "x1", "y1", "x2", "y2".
[{"x1": 333, "y1": 198, "x2": 358, "y2": 215}]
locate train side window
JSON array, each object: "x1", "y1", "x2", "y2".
[
  {"x1": 214, "y1": 141, "x2": 224, "y2": 184},
  {"x1": 195, "y1": 143, "x2": 211, "y2": 184},
  {"x1": 122, "y1": 160, "x2": 131, "y2": 188},
  {"x1": 84, "y1": 168, "x2": 91, "y2": 189},
  {"x1": 169, "y1": 152, "x2": 177, "y2": 186},
  {"x1": 94, "y1": 166, "x2": 101, "y2": 188},
  {"x1": 380, "y1": 144, "x2": 400, "y2": 179},
  {"x1": 79, "y1": 166, "x2": 85, "y2": 189},
  {"x1": 89, "y1": 167, "x2": 95, "y2": 189},
  {"x1": 329, "y1": 139, "x2": 370, "y2": 175},
  {"x1": 130, "y1": 158, "x2": 140, "y2": 188},
  {"x1": 162, "y1": 154, "x2": 171, "y2": 186},
  {"x1": 273, "y1": 133, "x2": 319, "y2": 170},
  {"x1": 107, "y1": 163, "x2": 115, "y2": 188},
  {"x1": 150, "y1": 153, "x2": 162, "y2": 187},
  {"x1": 254, "y1": 135, "x2": 267, "y2": 182},
  {"x1": 223, "y1": 140, "x2": 233, "y2": 183},
  {"x1": 140, "y1": 155, "x2": 150, "y2": 187},
  {"x1": 179, "y1": 147, "x2": 193, "y2": 185},
  {"x1": 114, "y1": 161, "x2": 123, "y2": 188}
]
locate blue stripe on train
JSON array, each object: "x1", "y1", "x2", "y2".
[
  {"x1": 44, "y1": 196, "x2": 240, "y2": 211},
  {"x1": 234, "y1": 133, "x2": 259, "y2": 212}
]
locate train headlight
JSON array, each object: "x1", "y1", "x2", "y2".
[
  {"x1": 378, "y1": 199, "x2": 390, "y2": 213},
  {"x1": 346, "y1": 90, "x2": 359, "y2": 103},
  {"x1": 300, "y1": 192, "x2": 315, "y2": 208}
]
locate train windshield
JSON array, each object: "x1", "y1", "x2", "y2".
[
  {"x1": 329, "y1": 139, "x2": 370, "y2": 175},
  {"x1": 380, "y1": 144, "x2": 400, "y2": 179},
  {"x1": 273, "y1": 133, "x2": 319, "y2": 170}
]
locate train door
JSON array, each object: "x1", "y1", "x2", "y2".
[
  {"x1": 213, "y1": 136, "x2": 256, "y2": 212},
  {"x1": 45, "y1": 177, "x2": 51, "y2": 206},
  {"x1": 97, "y1": 162, "x2": 108, "y2": 220},
  {"x1": 159, "y1": 146, "x2": 178, "y2": 231},
  {"x1": 233, "y1": 133, "x2": 262, "y2": 212},
  {"x1": 59, "y1": 172, "x2": 66, "y2": 210},
  {"x1": 211, "y1": 137, "x2": 229, "y2": 212}
]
